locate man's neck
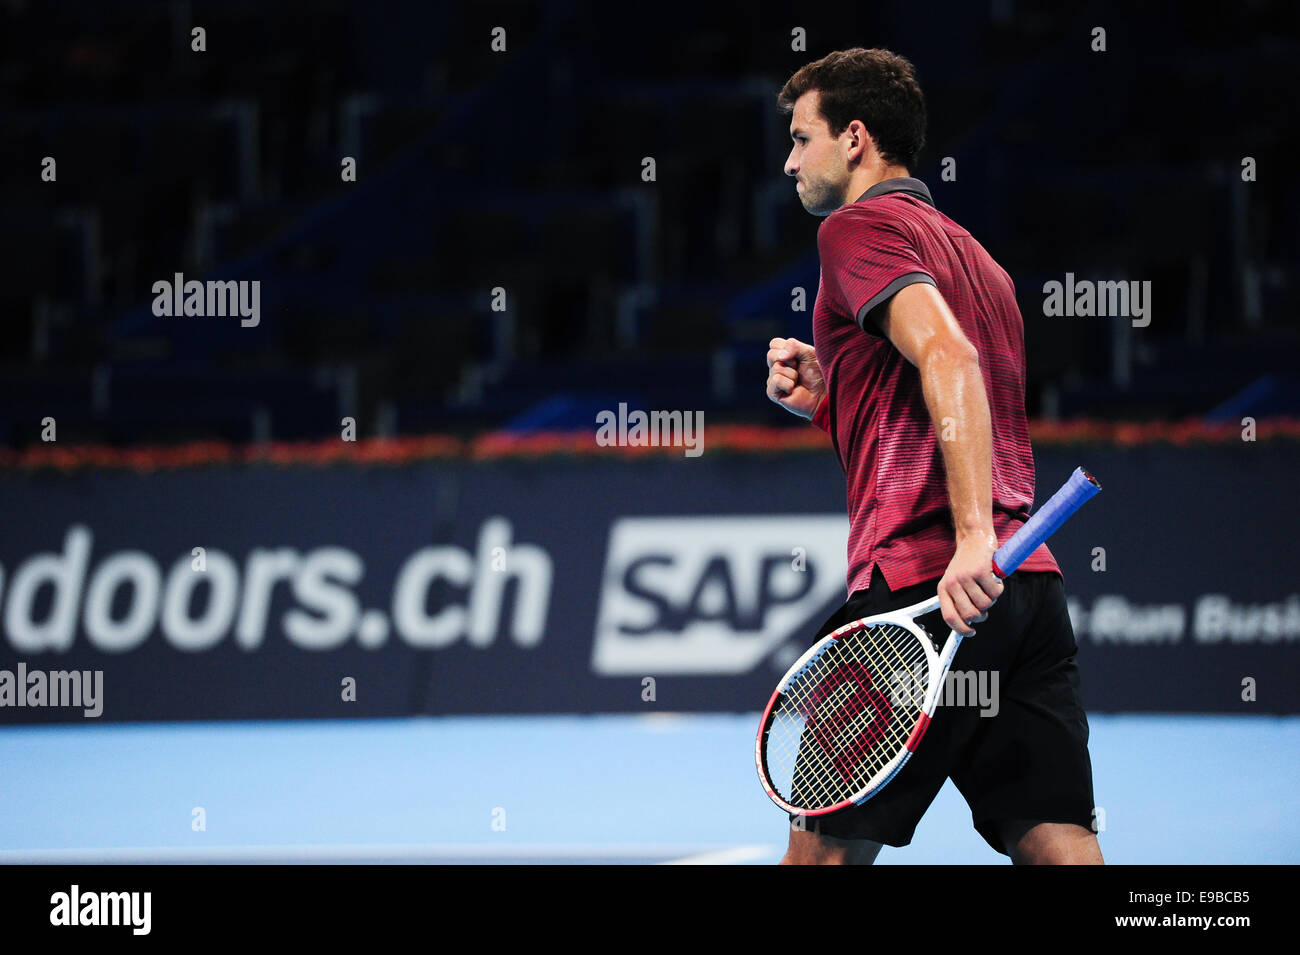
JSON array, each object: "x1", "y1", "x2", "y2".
[{"x1": 844, "y1": 164, "x2": 912, "y2": 205}]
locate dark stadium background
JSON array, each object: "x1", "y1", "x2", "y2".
[{"x1": 3, "y1": 0, "x2": 1296, "y2": 443}]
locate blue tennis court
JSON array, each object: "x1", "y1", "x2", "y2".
[{"x1": 2, "y1": 713, "x2": 1295, "y2": 864}]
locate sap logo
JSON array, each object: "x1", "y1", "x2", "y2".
[{"x1": 591, "y1": 516, "x2": 848, "y2": 675}]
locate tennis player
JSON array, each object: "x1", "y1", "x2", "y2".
[{"x1": 765, "y1": 48, "x2": 1103, "y2": 865}]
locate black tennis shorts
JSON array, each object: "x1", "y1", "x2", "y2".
[{"x1": 790, "y1": 567, "x2": 1097, "y2": 856}]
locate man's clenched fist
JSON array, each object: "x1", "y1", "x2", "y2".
[{"x1": 766, "y1": 337, "x2": 826, "y2": 420}]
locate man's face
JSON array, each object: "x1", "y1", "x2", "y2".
[{"x1": 784, "y1": 90, "x2": 849, "y2": 217}]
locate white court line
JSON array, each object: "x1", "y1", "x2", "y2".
[
  {"x1": 658, "y1": 845, "x2": 773, "y2": 865},
  {"x1": 0, "y1": 843, "x2": 763, "y2": 865}
]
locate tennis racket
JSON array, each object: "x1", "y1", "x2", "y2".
[{"x1": 756, "y1": 466, "x2": 1101, "y2": 817}]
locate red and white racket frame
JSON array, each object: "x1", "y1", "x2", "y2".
[{"x1": 755, "y1": 593, "x2": 955, "y2": 816}]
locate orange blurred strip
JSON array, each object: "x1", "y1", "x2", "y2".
[{"x1": 0, "y1": 418, "x2": 1296, "y2": 472}]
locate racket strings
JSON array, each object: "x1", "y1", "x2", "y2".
[
  {"x1": 795, "y1": 628, "x2": 923, "y2": 795},
  {"x1": 764, "y1": 622, "x2": 930, "y2": 811},
  {"x1": 783, "y1": 628, "x2": 926, "y2": 806}
]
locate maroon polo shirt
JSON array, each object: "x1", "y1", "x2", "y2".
[{"x1": 809, "y1": 177, "x2": 1060, "y2": 594}]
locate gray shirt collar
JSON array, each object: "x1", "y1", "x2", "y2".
[{"x1": 853, "y1": 176, "x2": 933, "y2": 207}]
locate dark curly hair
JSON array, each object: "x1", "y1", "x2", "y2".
[{"x1": 777, "y1": 48, "x2": 926, "y2": 170}]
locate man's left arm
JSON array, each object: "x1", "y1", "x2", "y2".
[{"x1": 877, "y1": 282, "x2": 1003, "y2": 636}]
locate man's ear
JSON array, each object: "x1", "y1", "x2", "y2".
[{"x1": 848, "y1": 121, "x2": 874, "y2": 160}]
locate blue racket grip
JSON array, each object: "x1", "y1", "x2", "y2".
[{"x1": 992, "y1": 467, "x2": 1101, "y2": 577}]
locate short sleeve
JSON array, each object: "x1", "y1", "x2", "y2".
[
  {"x1": 811, "y1": 393, "x2": 831, "y2": 432},
  {"x1": 817, "y1": 207, "x2": 937, "y2": 336}
]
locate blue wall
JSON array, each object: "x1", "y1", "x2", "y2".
[{"x1": 1, "y1": 443, "x2": 1296, "y2": 721}]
